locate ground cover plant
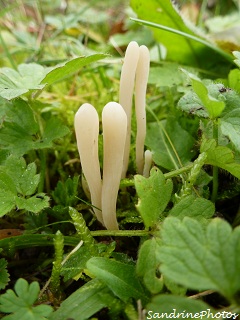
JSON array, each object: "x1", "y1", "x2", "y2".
[{"x1": 0, "y1": 0, "x2": 240, "y2": 319}]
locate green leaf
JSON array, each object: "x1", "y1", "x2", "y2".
[
  {"x1": 158, "y1": 217, "x2": 240, "y2": 301},
  {"x1": 233, "y1": 51, "x2": 240, "y2": 68},
  {"x1": 0, "y1": 278, "x2": 53, "y2": 319},
  {"x1": 135, "y1": 167, "x2": 173, "y2": 228},
  {"x1": 181, "y1": 70, "x2": 225, "y2": 118},
  {"x1": 228, "y1": 69, "x2": 240, "y2": 91},
  {"x1": 86, "y1": 257, "x2": 148, "y2": 303},
  {"x1": 41, "y1": 54, "x2": 108, "y2": 86},
  {"x1": 130, "y1": 0, "x2": 231, "y2": 69},
  {"x1": 169, "y1": 195, "x2": 215, "y2": 222},
  {"x1": 0, "y1": 156, "x2": 49, "y2": 216},
  {"x1": 148, "y1": 63, "x2": 184, "y2": 87},
  {"x1": 136, "y1": 238, "x2": 164, "y2": 294},
  {"x1": 0, "y1": 55, "x2": 107, "y2": 100},
  {"x1": 146, "y1": 295, "x2": 215, "y2": 319},
  {"x1": 0, "y1": 99, "x2": 69, "y2": 156},
  {"x1": 0, "y1": 259, "x2": 10, "y2": 290},
  {"x1": 61, "y1": 245, "x2": 93, "y2": 281},
  {"x1": 220, "y1": 109, "x2": 240, "y2": 152},
  {"x1": 49, "y1": 279, "x2": 111, "y2": 320},
  {"x1": 0, "y1": 64, "x2": 48, "y2": 100},
  {"x1": 146, "y1": 116, "x2": 196, "y2": 170},
  {"x1": 200, "y1": 139, "x2": 240, "y2": 179}
]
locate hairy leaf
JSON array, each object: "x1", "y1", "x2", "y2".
[
  {"x1": 181, "y1": 70, "x2": 225, "y2": 118},
  {"x1": 220, "y1": 109, "x2": 240, "y2": 151},
  {"x1": 135, "y1": 167, "x2": 173, "y2": 228},
  {"x1": 158, "y1": 217, "x2": 240, "y2": 301},
  {"x1": 169, "y1": 195, "x2": 215, "y2": 222}
]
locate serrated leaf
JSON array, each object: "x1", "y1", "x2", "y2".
[
  {"x1": 0, "y1": 278, "x2": 53, "y2": 319},
  {"x1": 0, "y1": 99, "x2": 69, "y2": 156},
  {"x1": 146, "y1": 295, "x2": 215, "y2": 319},
  {"x1": 41, "y1": 54, "x2": 108, "y2": 85},
  {"x1": 181, "y1": 70, "x2": 225, "y2": 118},
  {"x1": 158, "y1": 217, "x2": 240, "y2": 301},
  {"x1": 135, "y1": 167, "x2": 173, "y2": 228},
  {"x1": 136, "y1": 238, "x2": 164, "y2": 294},
  {"x1": 0, "y1": 258, "x2": 10, "y2": 290},
  {"x1": 220, "y1": 109, "x2": 240, "y2": 151},
  {"x1": 0, "y1": 156, "x2": 49, "y2": 216},
  {"x1": 49, "y1": 279, "x2": 110, "y2": 320},
  {"x1": 0, "y1": 64, "x2": 48, "y2": 100},
  {"x1": 145, "y1": 116, "x2": 196, "y2": 170},
  {"x1": 86, "y1": 257, "x2": 148, "y2": 303},
  {"x1": 169, "y1": 195, "x2": 215, "y2": 222},
  {"x1": 200, "y1": 139, "x2": 240, "y2": 179}
]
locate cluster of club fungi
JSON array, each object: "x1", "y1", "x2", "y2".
[{"x1": 74, "y1": 41, "x2": 152, "y2": 230}]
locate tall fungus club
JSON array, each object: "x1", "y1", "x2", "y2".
[{"x1": 74, "y1": 41, "x2": 151, "y2": 230}]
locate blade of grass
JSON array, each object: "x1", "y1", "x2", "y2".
[{"x1": 130, "y1": 17, "x2": 233, "y2": 63}]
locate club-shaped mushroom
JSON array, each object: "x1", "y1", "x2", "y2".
[
  {"x1": 74, "y1": 103, "x2": 103, "y2": 225},
  {"x1": 135, "y1": 45, "x2": 150, "y2": 174},
  {"x1": 102, "y1": 102, "x2": 127, "y2": 230},
  {"x1": 119, "y1": 41, "x2": 140, "y2": 178}
]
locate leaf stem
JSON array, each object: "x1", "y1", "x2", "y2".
[{"x1": 211, "y1": 120, "x2": 219, "y2": 202}]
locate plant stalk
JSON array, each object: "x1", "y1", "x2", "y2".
[{"x1": 211, "y1": 120, "x2": 219, "y2": 202}]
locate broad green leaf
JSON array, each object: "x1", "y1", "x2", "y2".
[
  {"x1": 178, "y1": 81, "x2": 240, "y2": 118},
  {"x1": 49, "y1": 279, "x2": 111, "y2": 320},
  {"x1": 228, "y1": 69, "x2": 240, "y2": 91},
  {"x1": 145, "y1": 116, "x2": 196, "y2": 170},
  {"x1": 233, "y1": 51, "x2": 240, "y2": 68},
  {"x1": 181, "y1": 70, "x2": 225, "y2": 118},
  {"x1": 158, "y1": 217, "x2": 240, "y2": 301},
  {"x1": 0, "y1": 55, "x2": 107, "y2": 100},
  {"x1": 130, "y1": 0, "x2": 231, "y2": 69},
  {"x1": 0, "y1": 156, "x2": 49, "y2": 216},
  {"x1": 0, "y1": 259, "x2": 10, "y2": 290},
  {"x1": 169, "y1": 195, "x2": 215, "y2": 222},
  {"x1": 0, "y1": 278, "x2": 53, "y2": 318},
  {"x1": 148, "y1": 63, "x2": 184, "y2": 87},
  {"x1": 220, "y1": 109, "x2": 240, "y2": 151},
  {"x1": 86, "y1": 257, "x2": 148, "y2": 304},
  {"x1": 135, "y1": 167, "x2": 173, "y2": 228},
  {"x1": 0, "y1": 64, "x2": 48, "y2": 100},
  {"x1": 41, "y1": 54, "x2": 108, "y2": 85},
  {"x1": 136, "y1": 238, "x2": 164, "y2": 294},
  {"x1": 146, "y1": 295, "x2": 215, "y2": 319},
  {"x1": 0, "y1": 99, "x2": 69, "y2": 156},
  {"x1": 200, "y1": 139, "x2": 240, "y2": 179}
]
